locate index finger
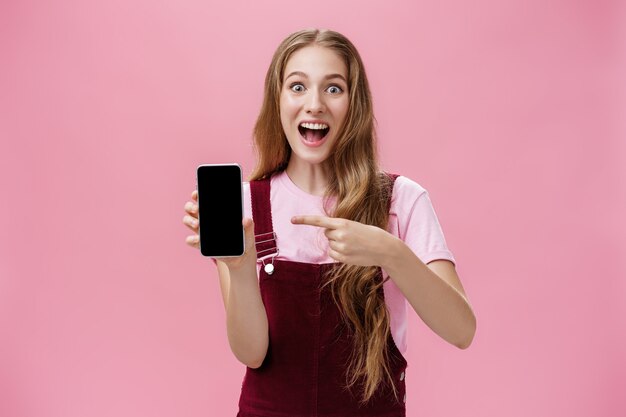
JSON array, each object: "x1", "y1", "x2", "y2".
[
  {"x1": 291, "y1": 215, "x2": 341, "y2": 229},
  {"x1": 192, "y1": 190, "x2": 198, "y2": 201}
]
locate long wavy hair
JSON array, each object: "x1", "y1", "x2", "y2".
[{"x1": 249, "y1": 29, "x2": 397, "y2": 404}]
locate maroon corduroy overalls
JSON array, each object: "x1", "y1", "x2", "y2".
[{"x1": 237, "y1": 174, "x2": 407, "y2": 417}]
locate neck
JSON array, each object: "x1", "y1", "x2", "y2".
[{"x1": 285, "y1": 158, "x2": 331, "y2": 196}]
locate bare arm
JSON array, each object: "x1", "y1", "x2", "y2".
[
  {"x1": 184, "y1": 190, "x2": 268, "y2": 367},
  {"x1": 381, "y1": 241, "x2": 476, "y2": 349},
  {"x1": 217, "y1": 258, "x2": 269, "y2": 369}
]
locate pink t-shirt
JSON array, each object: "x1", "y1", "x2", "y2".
[{"x1": 242, "y1": 170, "x2": 455, "y2": 355}]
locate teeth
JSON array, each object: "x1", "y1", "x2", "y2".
[{"x1": 299, "y1": 122, "x2": 328, "y2": 130}]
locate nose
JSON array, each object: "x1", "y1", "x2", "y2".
[{"x1": 305, "y1": 90, "x2": 325, "y2": 114}]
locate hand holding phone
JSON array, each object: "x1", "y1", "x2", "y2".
[{"x1": 183, "y1": 192, "x2": 256, "y2": 271}]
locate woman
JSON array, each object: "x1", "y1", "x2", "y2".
[{"x1": 183, "y1": 28, "x2": 476, "y2": 417}]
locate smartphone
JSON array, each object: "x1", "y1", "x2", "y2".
[{"x1": 196, "y1": 164, "x2": 245, "y2": 257}]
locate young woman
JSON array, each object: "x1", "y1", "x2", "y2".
[{"x1": 183, "y1": 28, "x2": 476, "y2": 417}]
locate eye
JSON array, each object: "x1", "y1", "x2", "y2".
[
  {"x1": 326, "y1": 85, "x2": 343, "y2": 94},
  {"x1": 290, "y1": 83, "x2": 305, "y2": 93}
]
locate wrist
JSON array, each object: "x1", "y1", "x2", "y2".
[
  {"x1": 378, "y1": 231, "x2": 405, "y2": 270},
  {"x1": 227, "y1": 257, "x2": 258, "y2": 281}
]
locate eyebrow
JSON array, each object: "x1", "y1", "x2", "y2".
[{"x1": 284, "y1": 71, "x2": 347, "y2": 83}]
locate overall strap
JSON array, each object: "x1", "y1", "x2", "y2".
[
  {"x1": 249, "y1": 177, "x2": 278, "y2": 260},
  {"x1": 385, "y1": 172, "x2": 400, "y2": 213}
]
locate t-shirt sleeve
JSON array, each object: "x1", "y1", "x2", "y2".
[{"x1": 392, "y1": 176, "x2": 456, "y2": 266}]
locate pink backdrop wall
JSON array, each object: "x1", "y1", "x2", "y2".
[{"x1": 1, "y1": 0, "x2": 624, "y2": 416}]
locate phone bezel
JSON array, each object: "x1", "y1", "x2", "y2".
[{"x1": 196, "y1": 163, "x2": 245, "y2": 258}]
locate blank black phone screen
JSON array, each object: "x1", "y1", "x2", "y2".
[{"x1": 196, "y1": 164, "x2": 244, "y2": 257}]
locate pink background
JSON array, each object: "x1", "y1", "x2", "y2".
[{"x1": 1, "y1": 0, "x2": 624, "y2": 416}]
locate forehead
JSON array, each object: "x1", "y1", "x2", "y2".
[{"x1": 283, "y1": 45, "x2": 348, "y2": 80}]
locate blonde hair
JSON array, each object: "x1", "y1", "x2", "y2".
[{"x1": 250, "y1": 29, "x2": 397, "y2": 404}]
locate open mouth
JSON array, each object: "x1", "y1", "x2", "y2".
[{"x1": 298, "y1": 122, "x2": 330, "y2": 143}]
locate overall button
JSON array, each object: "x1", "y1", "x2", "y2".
[{"x1": 399, "y1": 371, "x2": 405, "y2": 381}]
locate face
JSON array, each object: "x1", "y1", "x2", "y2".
[{"x1": 279, "y1": 45, "x2": 349, "y2": 168}]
